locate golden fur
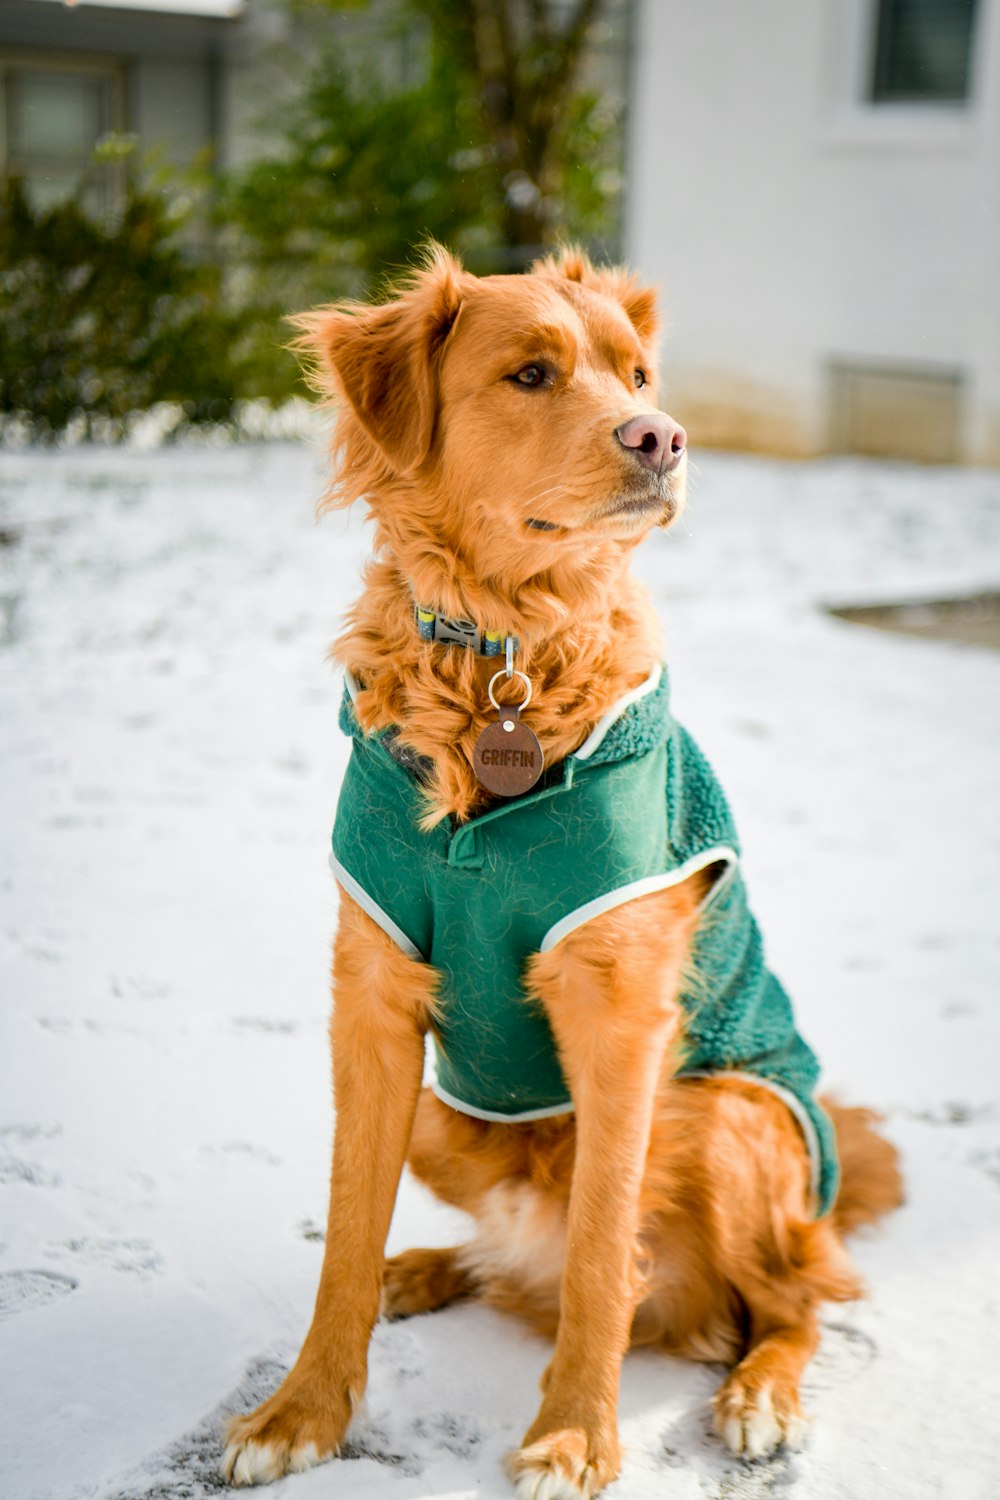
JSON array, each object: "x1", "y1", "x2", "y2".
[{"x1": 222, "y1": 248, "x2": 903, "y2": 1496}]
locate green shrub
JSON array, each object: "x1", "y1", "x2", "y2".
[
  {"x1": 221, "y1": 1, "x2": 625, "y2": 307},
  {"x1": 0, "y1": 1, "x2": 624, "y2": 439},
  {"x1": 219, "y1": 53, "x2": 500, "y2": 315},
  {"x1": 0, "y1": 176, "x2": 299, "y2": 441}
]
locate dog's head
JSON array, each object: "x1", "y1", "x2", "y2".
[{"x1": 295, "y1": 246, "x2": 686, "y2": 597}]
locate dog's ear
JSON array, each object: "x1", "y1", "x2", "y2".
[
  {"x1": 596, "y1": 270, "x2": 659, "y2": 344},
  {"x1": 293, "y1": 247, "x2": 464, "y2": 475},
  {"x1": 538, "y1": 246, "x2": 659, "y2": 345}
]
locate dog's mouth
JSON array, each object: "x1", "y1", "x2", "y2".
[
  {"x1": 593, "y1": 484, "x2": 679, "y2": 528},
  {"x1": 603, "y1": 493, "x2": 664, "y2": 518},
  {"x1": 524, "y1": 479, "x2": 682, "y2": 535}
]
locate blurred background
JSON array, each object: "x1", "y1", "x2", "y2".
[{"x1": 1, "y1": 0, "x2": 996, "y2": 462}]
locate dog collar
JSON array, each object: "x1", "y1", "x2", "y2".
[{"x1": 414, "y1": 606, "x2": 518, "y2": 659}]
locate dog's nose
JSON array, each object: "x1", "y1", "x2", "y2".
[{"x1": 615, "y1": 413, "x2": 687, "y2": 472}]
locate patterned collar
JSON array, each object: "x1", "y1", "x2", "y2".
[{"x1": 414, "y1": 606, "x2": 517, "y2": 659}]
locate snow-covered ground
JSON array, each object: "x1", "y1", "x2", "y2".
[{"x1": 1, "y1": 441, "x2": 998, "y2": 1500}]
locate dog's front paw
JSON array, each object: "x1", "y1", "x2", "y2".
[
  {"x1": 221, "y1": 1367, "x2": 358, "y2": 1487},
  {"x1": 712, "y1": 1371, "x2": 808, "y2": 1460},
  {"x1": 507, "y1": 1421, "x2": 621, "y2": 1500}
]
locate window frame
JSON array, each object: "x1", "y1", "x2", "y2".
[
  {"x1": 0, "y1": 50, "x2": 127, "y2": 218},
  {"x1": 869, "y1": 0, "x2": 980, "y2": 106},
  {"x1": 817, "y1": 0, "x2": 984, "y2": 153}
]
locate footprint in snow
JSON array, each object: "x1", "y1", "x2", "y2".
[
  {"x1": 230, "y1": 1016, "x2": 299, "y2": 1035},
  {"x1": 715, "y1": 1457, "x2": 793, "y2": 1498},
  {"x1": 801, "y1": 1319, "x2": 879, "y2": 1403},
  {"x1": 409, "y1": 1409, "x2": 484, "y2": 1459},
  {"x1": 0, "y1": 1269, "x2": 77, "y2": 1321},
  {"x1": 199, "y1": 1142, "x2": 283, "y2": 1168},
  {"x1": 0, "y1": 1122, "x2": 62, "y2": 1144},
  {"x1": 0, "y1": 1155, "x2": 61, "y2": 1187},
  {"x1": 967, "y1": 1146, "x2": 1000, "y2": 1188},
  {"x1": 112, "y1": 973, "x2": 172, "y2": 1003},
  {"x1": 109, "y1": 1353, "x2": 416, "y2": 1499},
  {"x1": 45, "y1": 1235, "x2": 164, "y2": 1277}
]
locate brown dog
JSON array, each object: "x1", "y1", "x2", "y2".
[{"x1": 221, "y1": 248, "x2": 902, "y2": 1497}]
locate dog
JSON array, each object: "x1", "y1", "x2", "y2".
[{"x1": 221, "y1": 247, "x2": 902, "y2": 1497}]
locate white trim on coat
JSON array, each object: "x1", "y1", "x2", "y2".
[
  {"x1": 539, "y1": 845, "x2": 739, "y2": 954},
  {"x1": 430, "y1": 1080, "x2": 573, "y2": 1125},
  {"x1": 330, "y1": 853, "x2": 424, "y2": 961}
]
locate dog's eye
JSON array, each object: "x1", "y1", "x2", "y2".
[
  {"x1": 634, "y1": 369, "x2": 647, "y2": 389},
  {"x1": 513, "y1": 364, "x2": 547, "y2": 388}
]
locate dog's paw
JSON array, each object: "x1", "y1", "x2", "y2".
[
  {"x1": 221, "y1": 1426, "x2": 327, "y2": 1487},
  {"x1": 221, "y1": 1374, "x2": 355, "y2": 1487},
  {"x1": 381, "y1": 1245, "x2": 471, "y2": 1319},
  {"x1": 507, "y1": 1425, "x2": 621, "y2": 1499},
  {"x1": 712, "y1": 1373, "x2": 808, "y2": 1460}
]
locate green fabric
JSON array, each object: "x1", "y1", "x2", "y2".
[{"x1": 331, "y1": 669, "x2": 839, "y2": 1215}]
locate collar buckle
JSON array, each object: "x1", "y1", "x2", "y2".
[{"x1": 415, "y1": 605, "x2": 517, "y2": 661}]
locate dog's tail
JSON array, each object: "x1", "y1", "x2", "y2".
[{"x1": 825, "y1": 1097, "x2": 904, "y2": 1236}]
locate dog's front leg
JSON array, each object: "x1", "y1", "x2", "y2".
[
  {"x1": 222, "y1": 891, "x2": 434, "y2": 1487},
  {"x1": 509, "y1": 882, "x2": 704, "y2": 1500}
]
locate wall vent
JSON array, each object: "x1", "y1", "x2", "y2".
[{"x1": 829, "y1": 362, "x2": 963, "y2": 463}]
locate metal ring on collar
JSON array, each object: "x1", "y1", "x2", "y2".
[{"x1": 487, "y1": 669, "x2": 532, "y2": 713}]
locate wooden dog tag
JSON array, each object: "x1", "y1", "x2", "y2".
[{"x1": 473, "y1": 706, "x2": 544, "y2": 797}]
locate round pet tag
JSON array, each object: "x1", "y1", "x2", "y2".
[{"x1": 473, "y1": 671, "x2": 544, "y2": 797}]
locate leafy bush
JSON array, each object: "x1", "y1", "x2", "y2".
[
  {"x1": 221, "y1": 0, "x2": 625, "y2": 308},
  {"x1": 0, "y1": 1, "x2": 624, "y2": 439},
  {"x1": 0, "y1": 176, "x2": 299, "y2": 441},
  {"x1": 220, "y1": 52, "x2": 499, "y2": 314}
]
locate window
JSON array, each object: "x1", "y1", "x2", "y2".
[
  {"x1": 1, "y1": 58, "x2": 124, "y2": 216},
  {"x1": 871, "y1": 0, "x2": 979, "y2": 103}
]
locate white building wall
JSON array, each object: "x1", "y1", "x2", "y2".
[
  {"x1": 132, "y1": 54, "x2": 215, "y2": 168},
  {"x1": 627, "y1": 0, "x2": 1000, "y2": 463}
]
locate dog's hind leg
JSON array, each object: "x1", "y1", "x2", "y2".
[
  {"x1": 381, "y1": 1246, "x2": 476, "y2": 1319},
  {"x1": 709, "y1": 1099, "x2": 901, "y2": 1459},
  {"x1": 689, "y1": 1080, "x2": 865, "y2": 1460},
  {"x1": 712, "y1": 1209, "x2": 863, "y2": 1460},
  {"x1": 508, "y1": 878, "x2": 707, "y2": 1500},
  {"x1": 713, "y1": 1312, "x2": 819, "y2": 1459},
  {"x1": 222, "y1": 892, "x2": 436, "y2": 1487}
]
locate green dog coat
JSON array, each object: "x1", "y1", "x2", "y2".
[{"x1": 331, "y1": 666, "x2": 839, "y2": 1216}]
